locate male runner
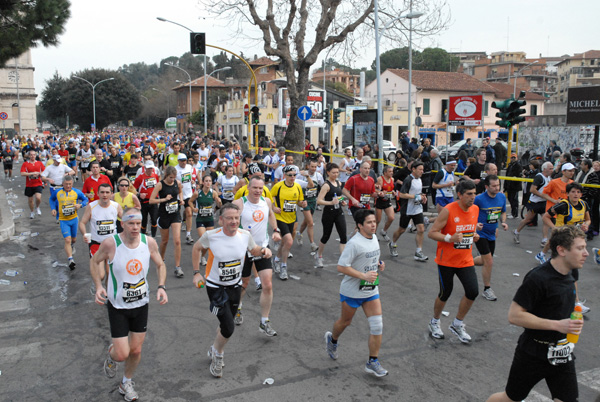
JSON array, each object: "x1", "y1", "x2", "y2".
[
  {"x1": 233, "y1": 176, "x2": 281, "y2": 333},
  {"x1": 325, "y1": 209, "x2": 388, "y2": 377},
  {"x1": 486, "y1": 225, "x2": 587, "y2": 402},
  {"x1": 427, "y1": 179, "x2": 481, "y2": 343},
  {"x1": 175, "y1": 153, "x2": 197, "y2": 244},
  {"x1": 473, "y1": 175, "x2": 508, "y2": 301},
  {"x1": 343, "y1": 161, "x2": 376, "y2": 216},
  {"x1": 92, "y1": 208, "x2": 168, "y2": 401},
  {"x1": 539, "y1": 162, "x2": 575, "y2": 248},
  {"x1": 82, "y1": 161, "x2": 113, "y2": 202},
  {"x1": 79, "y1": 183, "x2": 122, "y2": 257},
  {"x1": 2, "y1": 144, "x2": 17, "y2": 180},
  {"x1": 49, "y1": 175, "x2": 88, "y2": 270},
  {"x1": 133, "y1": 161, "x2": 160, "y2": 237},
  {"x1": 432, "y1": 159, "x2": 456, "y2": 213},
  {"x1": 191, "y1": 203, "x2": 269, "y2": 378},
  {"x1": 42, "y1": 154, "x2": 76, "y2": 221},
  {"x1": 21, "y1": 150, "x2": 46, "y2": 219},
  {"x1": 388, "y1": 161, "x2": 429, "y2": 262},
  {"x1": 295, "y1": 159, "x2": 324, "y2": 253}
]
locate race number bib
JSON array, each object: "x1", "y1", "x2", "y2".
[
  {"x1": 4, "y1": 156, "x2": 11, "y2": 163},
  {"x1": 360, "y1": 194, "x2": 371, "y2": 204},
  {"x1": 359, "y1": 274, "x2": 379, "y2": 291},
  {"x1": 62, "y1": 203, "x2": 76, "y2": 217},
  {"x1": 454, "y1": 232, "x2": 474, "y2": 249},
  {"x1": 96, "y1": 219, "x2": 116, "y2": 235},
  {"x1": 218, "y1": 259, "x2": 241, "y2": 282},
  {"x1": 283, "y1": 200, "x2": 297, "y2": 212},
  {"x1": 487, "y1": 211, "x2": 500, "y2": 224},
  {"x1": 200, "y1": 206, "x2": 213, "y2": 217},
  {"x1": 122, "y1": 278, "x2": 148, "y2": 303},
  {"x1": 144, "y1": 177, "x2": 157, "y2": 188},
  {"x1": 306, "y1": 187, "x2": 318, "y2": 199},
  {"x1": 111, "y1": 161, "x2": 120, "y2": 169},
  {"x1": 547, "y1": 340, "x2": 574, "y2": 365},
  {"x1": 181, "y1": 173, "x2": 192, "y2": 183},
  {"x1": 385, "y1": 191, "x2": 394, "y2": 200},
  {"x1": 165, "y1": 201, "x2": 179, "y2": 214}
]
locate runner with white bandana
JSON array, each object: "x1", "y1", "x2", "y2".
[{"x1": 175, "y1": 153, "x2": 197, "y2": 245}]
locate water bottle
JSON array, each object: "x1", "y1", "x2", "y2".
[
  {"x1": 5, "y1": 269, "x2": 18, "y2": 276},
  {"x1": 566, "y1": 305, "x2": 583, "y2": 344},
  {"x1": 0, "y1": 279, "x2": 10, "y2": 285},
  {"x1": 333, "y1": 193, "x2": 340, "y2": 209}
]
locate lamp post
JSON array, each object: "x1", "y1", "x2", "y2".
[
  {"x1": 164, "y1": 63, "x2": 192, "y2": 132},
  {"x1": 152, "y1": 87, "x2": 170, "y2": 119},
  {"x1": 205, "y1": 66, "x2": 231, "y2": 136},
  {"x1": 73, "y1": 76, "x2": 114, "y2": 132},
  {"x1": 374, "y1": 0, "x2": 423, "y2": 173}
]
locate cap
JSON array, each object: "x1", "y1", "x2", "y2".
[
  {"x1": 249, "y1": 164, "x2": 262, "y2": 175},
  {"x1": 511, "y1": 153, "x2": 517, "y2": 157},
  {"x1": 269, "y1": 148, "x2": 276, "y2": 152},
  {"x1": 177, "y1": 153, "x2": 188, "y2": 161},
  {"x1": 283, "y1": 165, "x2": 297, "y2": 174},
  {"x1": 562, "y1": 163, "x2": 575, "y2": 171},
  {"x1": 52, "y1": 155, "x2": 61, "y2": 161},
  {"x1": 144, "y1": 161, "x2": 155, "y2": 169},
  {"x1": 135, "y1": 148, "x2": 142, "y2": 152}
]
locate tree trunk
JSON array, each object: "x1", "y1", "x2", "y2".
[{"x1": 282, "y1": 65, "x2": 311, "y2": 166}]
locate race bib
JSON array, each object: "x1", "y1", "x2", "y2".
[
  {"x1": 306, "y1": 187, "x2": 318, "y2": 199},
  {"x1": 181, "y1": 172, "x2": 192, "y2": 183},
  {"x1": 218, "y1": 259, "x2": 241, "y2": 282},
  {"x1": 96, "y1": 219, "x2": 116, "y2": 236},
  {"x1": 4, "y1": 156, "x2": 12, "y2": 163},
  {"x1": 283, "y1": 200, "x2": 297, "y2": 212},
  {"x1": 144, "y1": 177, "x2": 156, "y2": 188},
  {"x1": 360, "y1": 194, "x2": 371, "y2": 204},
  {"x1": 200, "y1": 206, "x2": 213, "y2": 217},
  {"x1": 111, "y1": 161, "x2": 120, "y2": 169},
  {"x1": 165, "y1": 201, "x2": 179, "y2": 214},
  {"x1": 454, "y1": 232, "x2": 474, "y2": 249},
  {"x1": 62, "y1": 203, "x2": 76, "y2": 217},
  {"x1": 547, "y1": 340, "x2": 574, "y2": 366},
  {"x1": 487, "y1": 211, "x2": 500, "y2": 224},
  {"x1": 122, "y1": 278, "x2": 148, "y2": 303},
  {"x1": 359, "y1": 274, "x2": 379, "y2": 291},
  {"x1": 385, "y1": 191, "x2": 394, "y2": 200}
]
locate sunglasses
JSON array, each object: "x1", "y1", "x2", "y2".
[
  {"x1": 286, "y1": 174, "x2": 297, "y2": 177},
  {"x1": 119, "y1": 184, "x2": 129, "y2": 187}
]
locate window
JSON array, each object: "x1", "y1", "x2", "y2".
[
  {"x1": 423, "y1": 98, "x2": 430, "y2": 115},
  {"x1": 484, "y1": 100, "x2": 489, "y2": 117},
  {"x1": 260, "y1": 67, "x2": 267, "y2": 74},
  {"x1": 531, "y1": 104, "x2": 538, "y2": 116}
]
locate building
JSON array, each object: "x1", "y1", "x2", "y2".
[
  {"x1": 311, "y1": 67, "x2": 360, "y2": 94},
  {"x1": 0, "y1": 51, "x2": 37, "y2": 137},
  {"x1": 172, "y1": 75, "x2": 228, "y2": 134},
  {"x1": 553, "y1": 50, "x2": 600, "y2": 103},
  {"x1": 449, "y1": 51, "x2": 488, "y2": 75},
  {"x1": 485, "y1": 82, "x2": 546, "y2": 124}
]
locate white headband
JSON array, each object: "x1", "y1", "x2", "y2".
[{"x1": 122, "y1": 213, "x2": 143, "y2": 222}]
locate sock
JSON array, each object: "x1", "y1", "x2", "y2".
[
  {"x1": 416, "y1": 247, "x2": 422, "y2": 253},
  {"x1": 369, "y1": 356, "x2": 378, "y2": 362},
  {"x1": 281, "y1": 263, "x2": 287, "y2": 268},
  {"x1": 213, "y1": 345, "x2": 223, "y2": 358},
  {"x1": 186, "y1": 231, "x2": 191, "y2": 236},
  {"x1": 453, "y1": 318, "x2": 463, "y2": 327},
  {"x1": 331, "y1": 337, "x2": 338, "y2": 344},
  {"x1": 274, "y1": 256, "x2": 279, "y2": 262},
  {"x1": 68, "y1": 256, "x2": 73, "y2": 261},
  {"x1": 542, "y1": 237, "x2": 548, "y2": 242},
  {"x1": 261, "y1": 317, "x2": 268, "y2": 324},
  {"x1": 254, "y1": 277, "x2": 261, "y2": 285},
  {"x1": 391, "y1": 242, "x2": 396, "y2": 247},
  {"x1": 484, "y1": 286, "x2": 490, "y2": 291},
  {"x1": 296, "y1": 231, "x2": 301, "y2": 235},
  {"x1": 430, "y1": 318, "x2": 440, "y2": 325},
  {"x1": 122, "y1": 376, "x2": 131, "y2": 384}
]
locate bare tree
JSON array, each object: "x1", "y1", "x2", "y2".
[{"x1": 199, "y1": 0, "x2": 449, "y2": 154}]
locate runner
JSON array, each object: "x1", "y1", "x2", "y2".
[
  {"x1": 215, "y1": 164, "x2": 239, "y2": 205},
  {"x1": 66, "y1": 140, "x2": 79, "y2": 179},
  {"x1": 427, "y1": 179, "x2": 481, "y2": 343},
  {"x1": 191, "y1": 203, "x2": 269, "y2": 378},
  {"x1": 79, "y1": 183, "x2": 122, "y2": 260},
  {"x1": 149, "y1": 166, "x2": 185, "y2": 278},
  {"x1": 133, "y1": 160, "x2": 160, "y2": 237},
  {"x1": 82, "y1": 161, "x2": 113, "y2": 202},
  {"x1": 343, "y1": 161, "x2": 377, "y2": 218},
  {"x1": 432, "y1": 160, "x2": 457, "y2": 213},
  {"x1": 114, "y1": 177, "x2": 142, "y2": 232},
  {"x1": 42, "y1": 154, "x2": 76, "y2": 221},
  {"x1": 188, "y1": 174, "x2": 222, "y2": 266},
  {"x1": 295, "y1": 159, "x2": 324, "y2": 253},
  {"x1": 1, "y1": 144, "x2": 17, "y2": 180},
  {"x1": 388, "y1": 161, "x2": 429, "y2": 262},
  {"x1": 49, "y1": 175, "x2": 89, "y2": 270},
  {"x1": 374, "y1": 165, "x2": 397, "y2": 242},
  {"x1": 233, "y1": 176, "x2": 281, "y2": 333},
  {"x1": 77, "y1": 141, "x2": 94, "y2": 182},
  {"x1": 163, "y1": 141, "x2": 183, "y2": 167},
  {"x1": 262, "y1": 148, "x2": 279, "y2": 183},
  {"x1": 175, "y1": 153, "x2": 197, "y2": 245},
  {"x1": 338, "y1": 147, "x2": 354, "y2": 188},
  {"x1": 538, "y1": 162, "x2": 576, "y2": 248},
  {"x1": 20, "y1": 150, "x2": 46, "y2": 219},
  {"x1": 472, "y1": 175, "x2": 508, "y2": 301},
  {"x1": 315, "y1": 163, "x2": 348, "y2": 269},
  {"x1": 324, "y1": 209, "x2": 388, "y2": 377},
  {"x1": 233, "y1": 164, "x2": 273, "y2": 201},
  {"x1": 91, "y1": 208, "x2": 168, "y2": 402},
  {"x1": 485, "y1": 225, "x2": 587, "y2": 402},
  {"x1": 123, "y1": 154, "x2": 142, "y2": 183}
]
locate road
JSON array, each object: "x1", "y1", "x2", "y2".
[{"x1": 1, "y1": 173, "x2": 599, "y2": 402}]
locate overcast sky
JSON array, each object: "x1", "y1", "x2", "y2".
[{"x1": 31, "y1": 0, "x2": 599, "y2": 99}]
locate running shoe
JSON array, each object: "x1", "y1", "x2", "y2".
[
  {"x1": 540, "y1": 238, "x2": 548, "y2": 248},
  {"x1": 119, "y1": 381, "x2": 138, "y2": 402},
  {"x1": 482, "y1": 288, "x2": 498, "y2": 301},
  {"x1": 234, "y1": 307, "x2": 243, "y2": 325},
  {"x1": 449, "y1": 322, "x2": 472, "y2": 344},
  {"x1": 576, "y1": 302, "x2": 591, "y2": 314},
  {"x1": 535, "y1": 252, "x2": 547, "y2": 265},
  {"x1": 296, "y1": 232, "x2": 303, "y2": 246},
  {"x1": 388, "y1": 242, "x2": 398, "y2": 257},
  {"x1": 69, "y1": 260, "x2": 76, "y2": 271},
  {"x1": 209, "y1": 348, "x2": 224, "y2": 378},
  {"x1": 315, "y1": 255, "x2": 324, "y2": 269},
  {"x1": 288, "y1": 252, "x2": 293, "y2": 258},
  {"x1": 103, "y1": 344, "x2": 118, "y2": 378},
  {"x1": 365, "y1": 359, "x2": 388, "y2": 377},
  {"x1": 310, "y1": 243, "x2": 319, "y2": 253},
  {"x1": 593, "y1": 248, "x2": 600, "y2": 265},
  {"x1": 325, "y1": 331, "x2": 338, "y2": 360},
  {"x1": 174, "y1": 267, "x2": 184, "y2": 278},
  {"x1": 201, "y1": 256, "x2": 207, "y2": 266},
  {"x1": 36, "y1": 207, "x2": 42, "y2": 216},
  {"x1": 255, "y1": 281, "x2": 262, "y2": 291},
  {"x1": 186, "y1": 234, "x2": 194, "y2": 245},
  {"x1": 30, "y1": 212, "x2": 34, "y2": 219},
  {"x1": 259, "y1": 320, "x2": 277, "y2": 336},
  {"x1": 207, "y1": 346, "x2": 225, "y2": 367},
  {"x1": 428, "y1": 320, "x2": 444, "y2": 339},
  {"x1": 414, "y1": 251, "x2": 428, "y2": 262},
  {"x1": 512, "y1": 230, "x2": 520, "y2": 244},
  {"x1": 279, "y1": 265, "x2": 288, "y2": 280},
  {"x1": 380, "y1": 230, "x2": 390, "y2": 242},
  {"x1": 408, "y1": 224, "x2": 416, "y2": 233},
  {"x1": 272, "y1": 258, "x2": 281, "y2": 273}
]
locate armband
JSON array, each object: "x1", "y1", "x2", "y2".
[{"x1": 444, "y1": 234, "x2": 452, "y2": 243}]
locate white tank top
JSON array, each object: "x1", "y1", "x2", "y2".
[
  {"x1": 436, "y1": 169, "x2": 455, "y2": 198},
  {"x1": 175, "y1": 164, "x2": 195, "y2": 199},
  {"x1": 107, "y1": 234, "x2": 150, "y2": 309},
  {"x1": 339, "y1": 158, "x2": 353, "y2": 182},
  {"x1": 90, "y1": 200, "x2": 119, "y2": 243},
  {"x1": 240, "y1": 196, "x2": 270, "y2": 247},
  {"x1": 529, "y1": 173, "x2": 551, "y2": 203},
  {"x1": 218, "y1": 175, "x2": 240, "y2": 200}
]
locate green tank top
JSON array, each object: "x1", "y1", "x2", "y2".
[{"x1": 196, "y1": 189, "x2": 215, "y2": 222}]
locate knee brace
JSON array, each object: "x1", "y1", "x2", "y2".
[{"x1": 367, "y1": 315, "x2": 383, "y2": 335}]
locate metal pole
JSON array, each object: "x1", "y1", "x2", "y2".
[
  {"x1": 408, "y1": 0, "x2": 413, "y2": 143},
  {"x1": 15, "y1": 62, "x2": 21, "y2": 134},
  {"x1": 92, "y1": 86, "x2": 96, "y2": 131},
  {"x1": 204, "y1": 55, "x2": 208, "y2": 135},
  {"x1": 374, "y1": 0, "x2": 383, "y2": 174}
]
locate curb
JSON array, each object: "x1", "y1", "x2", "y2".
[{"x1": 0, "y1": 182, "x2": 16, "y2": 242}]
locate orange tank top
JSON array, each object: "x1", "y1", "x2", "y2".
[{"x1": 435, "y1": 201, "x2": 479, "y2": 268}]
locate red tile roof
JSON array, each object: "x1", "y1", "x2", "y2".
[
  {"x1": 486, "y1": 83, "x2": 546, "y2": 101},
  {"x1": 388, "y1": 69, "x2": 498, "y2": 93},
  {"x1": 173, "y1": 76, "x2": 226, "y2": 90},
  {"x1": 249, "y1": 57, "x2": 279, "y2": 66}
]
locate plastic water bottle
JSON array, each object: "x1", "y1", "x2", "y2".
[
  {"x1": 333, "y1": 193, "x2": 340, "y2": 209},
  {"x1": 0, "y1": 279, "x2": 10, "y2": 285},
  {"x1": 5, "y1": 269, "x2": 18, "y2": 276},
  {"x1": 566, "y1": 305, "x2": 583, "y2": 344}
]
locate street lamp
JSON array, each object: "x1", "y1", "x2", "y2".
[
  {"x1": 164, "y1": 62, "x2": 192, "y2": 132},
  {"x1": 72, "y1": 76, "x2": 114, "y2": 132},
  {"x1": 205, "y1": 66, "x2": 231, "y2": 135},
  {"x1": 513, "y1": 61, "x2": 538, "y2": 98},
  {"x1": 374, "y1": 0, "x2": 423, "y2": 173},
  {"x1": 152, "y1": 87, "x2": 170, "y2": 119}
]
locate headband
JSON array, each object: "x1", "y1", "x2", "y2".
[{"x1": 122, "y1": 213, "x2": 143, "y2": 222}]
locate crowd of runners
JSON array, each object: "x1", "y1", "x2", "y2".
[{"x1": 2, "y1": 130, "x2": 600, "y2": 402}]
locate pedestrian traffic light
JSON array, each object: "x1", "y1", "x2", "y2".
[
  {"x1": 491, "y1": 98, "x2": 513, "y2": 128},
  {"x1": 244, "y1": 115, "x2": 248, "y2": 125},
  {"x1": 251, "y1": 106, "x2": 260, "y2": 125},
  {"x1": 332, "y1": 108, "x2": 342, "y2": 124},
  {"x1": 190, "y1": 32, "x2": 206, "y2": 55},
  {"x1": 323, "y1": 108, "x2": 330, "y2": 123}
]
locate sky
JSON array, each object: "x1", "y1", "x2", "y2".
[{"x1": 31, "y1": 0, "x2": 600, "y2": 100}]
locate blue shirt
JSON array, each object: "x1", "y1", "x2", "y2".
[{"x1": 474, "y1": 191, "x2": 506, "y2": 241}]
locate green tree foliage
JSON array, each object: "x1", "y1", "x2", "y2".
[
  {"x1": 39, "y1": 71, "x2": 68, "y2": 128},
  {"x1": 371, "y1": 47, "x2": 459, "y2": 73},
  {"x1": 0, "y1": 0, "x2": 71, "y2": 66}
]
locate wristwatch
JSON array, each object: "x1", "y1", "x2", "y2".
[
  {"x1": 273, "y1": 228, "x2": 281, "y2": 233},
  {"x1": 157, "y1": 285, "x2": 166, "y2": 290}
]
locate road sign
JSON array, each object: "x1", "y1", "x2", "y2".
[
  {"x1": 189, "y1": 123, "x2": 194, "y2": 128},
  {"x1": 297, "y1": 106, "x2": 312, "y2": 121},
  {"x1": 0, "y1": 112, "x2": 7, "y2": 120},
  {"x1": 448, "y1": 95, "x2": 483, "y2": 126},
  {"x1": 244, "y1": 104, "x2": 249, "y2": 116}
]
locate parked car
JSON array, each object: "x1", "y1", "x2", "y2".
[
  {"x1": 439, "y1": 138, "x2": 516, "y2": 162},
  {"x1": 344, "y1": 140, "x2": 397, "y2": 161}
]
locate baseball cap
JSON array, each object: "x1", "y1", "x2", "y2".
[
  {"x1": 177, "y1": 153, "x2": 188, "y2": 161},
  {"x1": 562, "y1": 163, "x2": 575, "y2": 171},
  {"x1": 269, "y1": 148, "x2": 276, "y2": 152},
  {"x1": 144, "y1": 161, "x2": 155, "y2": 169},
  {"x1": 135, "y1": 148, "x2": 142, "y2": 152},
  {"x1": 52, "y1": 155, "x2": 61, "y2": 161}
]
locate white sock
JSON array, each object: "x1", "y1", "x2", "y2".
[
  {"x1": 186, "y1": 231, "x2": 191, "y2": 236},
  {"x1": 453, "y1": 318, "x2": 463, "y2": 327},
  {"x1": 416, "y1": 247, "x2": 422, "y2": 253},
  {"x1": 254, "y1": 277, "x2": 261, "y2": 285},
  {"x1": 274, "y1": 256, "x2": 279, "y2": 262},
  {"x1": 122, "y1": 376, "x2": 131, "y2": 384},
  {"x1": 431, "y1": 317, "x2": 440, "y2": 324},
  {"x1": 261, "y1": 317, "x2": 268, "y2": 324}
]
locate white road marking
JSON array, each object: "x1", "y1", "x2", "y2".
[
  {"x1": 0, "y1": 342, "x2": 42, "y2": 364},
  {"x1": 0, "y1": 318, "x2": 39, "y2": 336},
  {"x1": 578, "y1": 367, "x2": 600, "y2": 392},
  {"x1": 0, "y1": 299, "x2": 30, "y2": 313},
  {"x1": 0, "y1": 282, "x2": 26, "y2": 292}
]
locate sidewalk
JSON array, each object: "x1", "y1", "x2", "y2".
[{"x1": 0, "y1": 181, "x2": 16, "y2": 242}]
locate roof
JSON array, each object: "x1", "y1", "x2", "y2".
[
  {"x1": 388, "y1": 69, "x2": 498, "y2": 93},
  {"x1": 248, "y1": 57, "x2": 279, "y2": 66},
  {"x1": 173, "y1": 76, "x2": 227, "y2": 90},
  {"x1": 485, "y1": 83, "x2": 546, "y2": 101},
  {"x1": 556, "y1": 50, "x2": 600, "y2": 65}
]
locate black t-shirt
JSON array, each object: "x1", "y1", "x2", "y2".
[
  {"x1": 67, "y1": 146, "x2": 78, "y2": 161},
  {"x1": 531, "y1": 173, "x2": 546, "y2": 189},
  {"x1": 513, "y1": 262, "x2": 576, "y2": 358},
  {"x1": 2, "y1": 149, "x2": 15, "y2": 164},
  {"x1": 393, "y1": 167, "x2": 410, "y2": 190},
  {"x1": 123, "y1": 163, "x2": 141, "y2": 182},
  {"x1": 108, "y1": 154, "x2": 123, "y2": 177},
  {"x1": 464, "y1": 162, "x2": 486, "y2": 193}
]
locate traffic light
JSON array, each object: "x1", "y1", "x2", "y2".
[
  {"x1": 244, "y1": 115, "x2": 248, "y2": 125},
  {"x1": 491, "y1": 98, "x2": 513, "y2": 128},
  {"x1": 507, "y1": 94, "x2": 527, "y2": 126},
  {"x1": 190, "y1": 32, "x2": 205, "y2": 55},
  {"x1": 332, "y1": 108, "x2": 342, "y2": 124},
  {"x1": 323, "y1": 108, "x2": 330, "y2": 123},
  {"x1": 251, "y1": 106, "x2": 260, "y2": 125}
]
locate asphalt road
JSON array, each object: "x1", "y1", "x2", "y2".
[{"x1": 1, "y1": 174, "x2": 600, "y2": 402}]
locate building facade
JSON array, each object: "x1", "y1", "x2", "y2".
[
  {"x1": 311, "y1": 67, "x2": 360, "y2": 94},
  {"x1": 553, "y1": 50, "x2": 600, "y2": 103},
  {"x1": 0, "y1": 51, "x2": 37, "y2": 137}
]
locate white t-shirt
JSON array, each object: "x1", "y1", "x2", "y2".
[
  {"x1": 338, "y1": 233, "x2": 381, "y2": 299},
  {"x1": 42, "y1": 163, "x2": 73, "y2": 186},
  {"x1": 217, "y1": 174, "x2": 239, "y2": 200},
  {"x1": 240, "y1": 196, "x2": 270, "y2": 248},
  {"x1": 197, "y1": 148, "x2": 210, "y2": 163},
  {"x1": 175, "y1": 164, "x2": 196, "y2": 199},
  {"x1": 274, "y1": 165, "x2": 300, "y2": 181}
]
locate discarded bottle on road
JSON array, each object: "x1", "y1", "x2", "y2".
[
  {"x1": 0, "y1": 279, "x2": 10, "y2": 285},
  {"x1": 5, "y1": 270, "x2": 18, "y2": 277},
  {"x1": 566, "y1": 305, "x2": 583, "y2": 344}
]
